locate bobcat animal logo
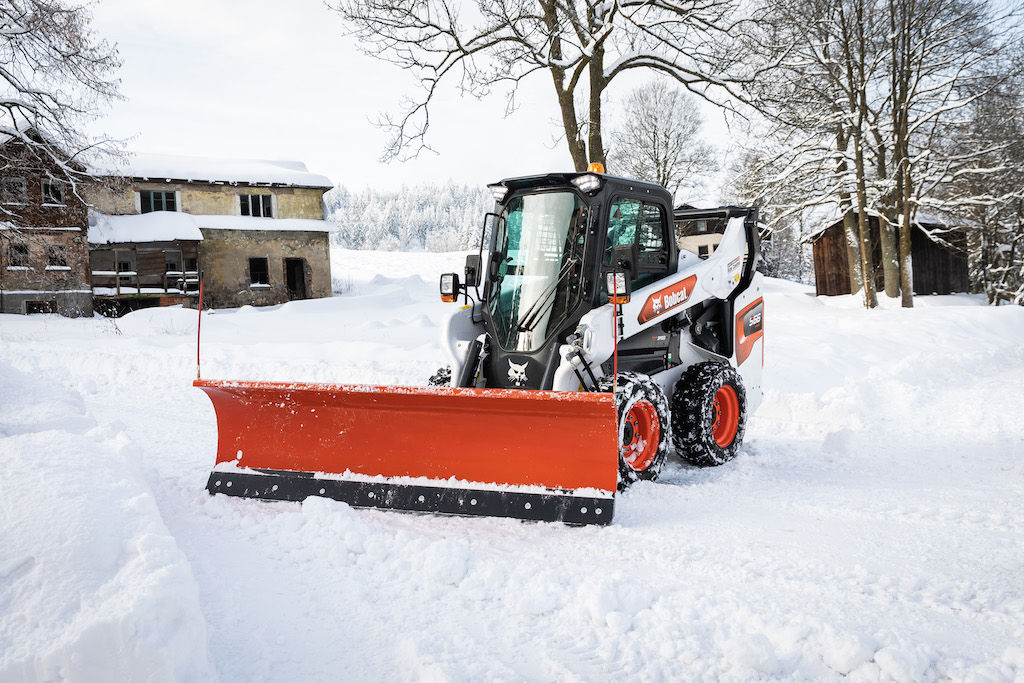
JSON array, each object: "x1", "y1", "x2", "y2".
[
  {"x1": 507, "y1": 359, "x2": 529, "y2": 387},
  {"x1": 652, "y1": 296, "x2": 662, "y2": 314}
]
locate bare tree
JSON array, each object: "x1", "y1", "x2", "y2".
[
  {"x1": 0, "y1": 0, "x2": 121, "y2": 213},
  {"x1": 332, "y1": 0, "x2": 749, "y2": 171},
  {"x1": 735, "y1": 0, "x2": 1018, "y2": 308},
  {"x1": 606, "y1": 83, "x2": 718, "y2": 200}
]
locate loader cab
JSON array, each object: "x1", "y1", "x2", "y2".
[{"x1": 477, "y1": 171, "x2": 675, "y2": 390}]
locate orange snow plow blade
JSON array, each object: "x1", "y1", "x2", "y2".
[{"x1": 195, "y1": 379, "x2": 619, "y2": 525}]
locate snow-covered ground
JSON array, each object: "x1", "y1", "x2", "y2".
[{"x1": 2, "y1": 248, "x2": 1023, "y2": 681}]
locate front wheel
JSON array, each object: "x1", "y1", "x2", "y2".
[
  {"x1": 672, "y1": 362, "x2": 747, "y2": 466},
  {"x1": 599, "y1": 372, "x2": 671, "y2": 489}
]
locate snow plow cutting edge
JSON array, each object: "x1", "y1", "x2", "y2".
[{"x1": 195, "y1": 379, "x2": 619, "y2": 525}]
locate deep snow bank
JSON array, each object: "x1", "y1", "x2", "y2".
[
  {"x1": 2, "y1": 250, "x2": 1024, "y2": 681},
  {"x1": 0, "y1": 362, "x2": 214, "y2": 681}
]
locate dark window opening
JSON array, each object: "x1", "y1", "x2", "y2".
[
  {"x1": 698, "y1": 245, "x2": 710, "y2": 259},
  {"x1": 165, "y1": 254, "x2": 180, "y2": 273},
  {"x1": 117, "y1": 260, "x2": 132, "y2": 273},
  {"x1": 41, "y1": 179, "x2": 65, "y2": 205},
  {"x1": 2, "y1": 177, "x2": 27, "y2": 204},
  {"x1": 140, "y1": 190, "x2": 177, "y2": 213},
  {"x1": 249, "y1": 257, "x2": 269, "y2": 285},
  {"x1": 9, "y1": 243, "x2": 30, "y2": 267},
  {"x1": 285, "y1": 258, "x2": 307, "y2": 300},
  {"x1": 240, "y1": 194, "x2": 273, "y2": 218},
  {"x1": 185, "y1": 257, "x2": 198, "y2": 272},
  {"x1": 26, "y1": 300, "x2": 57, "y2": 314},
  {"x1": 46, "y1": 245, "x2": 68, "y2": 267}
]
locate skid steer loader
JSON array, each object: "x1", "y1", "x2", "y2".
[{"x1": 196, "y1": 165, "x2": 764, "y2": 526}]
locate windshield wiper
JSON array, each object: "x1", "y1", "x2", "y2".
[{"x1": 514, "y1": 256, "x2": 579, "y2": 332}]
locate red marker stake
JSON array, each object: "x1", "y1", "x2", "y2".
[{"x1": 196, "y1": 273, "x2": 204, "y2": 380}]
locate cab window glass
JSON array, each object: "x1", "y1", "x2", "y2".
[
  {"x1": 605, "y1": 198, "x2": 640, "y2": 253},
  {"x1": 604, "y1": 198, "x2": 668, "y2": 290},
  {"x1": 639, "y1": 204, "x2": 664, "y2": 255}
]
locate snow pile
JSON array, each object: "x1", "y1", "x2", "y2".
[
  {"x1": 96, "y1": 152, "x2": 332, "y2": 189},
  {"x1": 0, "y1": 362, "x2": 214, "y2": 681},
  {"x1": 87, "y1": 211, "x2": 332, "y2": 245},
  {"x1": 2, "y1": 249, "x2": 1023, "y2": 680},
  {"x1": 87, "y1": 211, "x2": 204, "y2": 245}
]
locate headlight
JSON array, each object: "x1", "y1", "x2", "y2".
[
  {"x1": 487, "y1": 184, "x2": 508, "y2": 202},
  {"x1": 440, "y1": 273, "x2": 460, "y2": 302},
  {"x1": 571, "y1": 174, "x2": 601, "y2": 193}
]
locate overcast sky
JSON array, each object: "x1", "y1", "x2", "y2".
[{"x1": 88, "y1": 0, "x2": 729, "y2": 194}]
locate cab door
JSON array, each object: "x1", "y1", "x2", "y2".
[{"x1": 603, "y1": 196, "x2": 672, "y2": 289}]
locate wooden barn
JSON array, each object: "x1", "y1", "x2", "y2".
[{"x1": 808, "y1": 212, "x2": 970, "y2": 296}]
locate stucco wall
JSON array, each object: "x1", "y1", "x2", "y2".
[
  {"x1": 0, "y1": 228, "x2": 93, "y2": 316},
  {"x1": 198, "y1": 228, "x2": 330, "y2": 308},
  {"x1": 87, "y1": 181, "x2": 326, "y2": 219}
]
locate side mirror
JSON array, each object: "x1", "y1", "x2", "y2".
[
  {"x1": 610, "y1": 243, "x2": 637, "y2": 274},
  {"x1": 464, "y1": 254, "x2": 481, "y2": 288},
  {"x1": 440, "y1": 272, "x2": 460, "y2": 303}
]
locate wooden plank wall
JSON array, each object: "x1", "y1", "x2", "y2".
[
  {"x1": 911, "y1": 229, "x2": 969, "y2": 294},
  {"x1": 812, "y1": 224, "x2": 851, "y2": 296}
]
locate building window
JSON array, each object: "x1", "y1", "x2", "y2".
[
  {"x1": 2, "y1": 177, "x2": 27, "y2": 204},
  {"x1": 8, "y1": 242, "x2": 30, "y2": 268},
  {"x1": 185, "y1": 257, "x2": 197, "y2": 272},
  {"x1": 117, "y1": 259, "x2": 133, "y2": 273},
  {"x1": 41, "y1": 178, "x2": 65, "y2": 205},
  {"x1": 140, "y1": 190, "x2": 177, "y2": 213},
  {"x1": 25, "y1": 300, "x2": 57, "y2": 314},
  {"x1": 249, "y1": 257, "x2": 269, "y2": 285},
  {"x1": 240, "y1": 194, "x2": 273, "y2": 218},
  {"x1": 46, "y1": 245, "x2": 68, "y2": 268},
  {"x1": 165, "y1": 253, "x2": 180, "y2": 273}
]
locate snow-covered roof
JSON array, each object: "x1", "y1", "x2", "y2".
[
  {"x1": 95, "y1": 152, "x2": 333, "y2": 189},
  {"x1": 88, "y1": 211, "x2": 204, "y2": 244},
  {"x1": 803, "y1": 208, "x2": 958, "y2": 243},
  {"x1": 87, "y1": 211, "x2": 332, "y2": 244}
]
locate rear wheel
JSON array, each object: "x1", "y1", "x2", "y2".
[
  {"x1": 599, "y1": 372, "x2": 671, "y2": 488},
  {"x1": 672, "y1": 362, "x2": 747, "y2": 466}
]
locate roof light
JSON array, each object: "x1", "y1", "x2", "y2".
[
  {"x1": 571, "y1": 174, "x2": 602, "y2": 193},
  {"x1": 587, "y1": 162, "x2": 605, "y2": 174},
  {"x1": 487, "y1": 184, "x2": 508, "y2": 202}
]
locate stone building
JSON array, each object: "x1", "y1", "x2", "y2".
[
  {"x1": 88, "y1": 153, "x2": 333, "y2": 313},
  {"x1": 0, "y1": 131, "x2": 93, "y2": 316}
]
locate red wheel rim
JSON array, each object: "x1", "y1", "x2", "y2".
[
  {"x1": 711, "y1": 385, "x2": 739, "y2": 447},
  {"x1": 622, "y1": 399, "x2": 660, "y2": 472}
]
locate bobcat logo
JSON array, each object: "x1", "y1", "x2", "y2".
[
  {"x1": 652, "y1": 296, "x2": 662, "y2": 314},
  {"x1": 507, "y1": 359, "x2": 529, "y2": 387}
]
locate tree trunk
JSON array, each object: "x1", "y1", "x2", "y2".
[
  {"x1": 899, "y1": 156, "x2": 914, "y2": 307},
  {"x1": 842, "y1": 207, "x2": 862, "y2": 294},
  {"x1": 587, "y1": 40, "x2": 606, "y2": 168},
  {"x1": 540, "y1": 0, "x2": 587, "y2": 171},
  {"x1": 878, "y1": 215, "x2": 900, "y2": 297},
  {"x1": 552, "y1": 78, "x2": 587, "y2": 171},
  {"x1": 836, "y1": 130, "x2": 863, "y2": 294}
]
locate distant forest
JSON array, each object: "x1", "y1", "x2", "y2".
[{"x1": 325, "y1": 183, "x2": 491, "y2": 252}]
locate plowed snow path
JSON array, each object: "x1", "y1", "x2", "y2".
[{"x1": 2, "y1": 250, "x2": 1023, "y2": 681}]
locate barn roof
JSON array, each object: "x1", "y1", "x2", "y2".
[{"x1": 803, "y1": 208, "x2": 961, "y2": 244}]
